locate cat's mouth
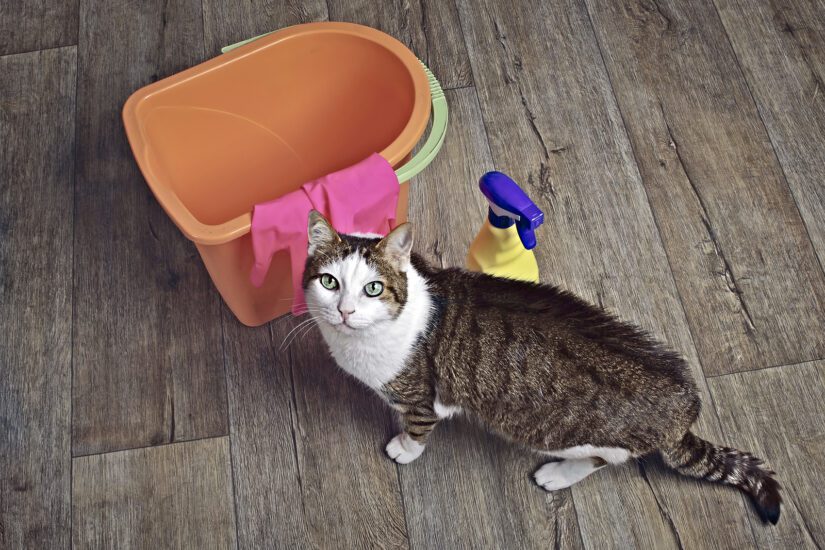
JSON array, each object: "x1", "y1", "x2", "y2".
[
  {"x1": 336, "y1": 317, "x2": 377, "y2": 333},
  {"x1": 333, "y1": 321, "x2": 354, "y2": 332},
  {"x1": 312, "y1": 310, "x2": 367, "y2": 333},
  {"x1": 327, "y1": 318, "x2": 358, "y2": 333}
]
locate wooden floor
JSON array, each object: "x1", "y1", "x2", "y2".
[{"x1": 1, "y1": 1, "x2": 824, "y2": 548}]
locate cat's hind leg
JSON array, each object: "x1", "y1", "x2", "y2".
[
  {"x1": 533, "y1": 445, "x2": 631, "y2": 492},
  {"x1": 534, "y1": 458, "x2": 606, "y2": 491}
]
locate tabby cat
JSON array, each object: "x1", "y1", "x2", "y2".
[{"x1": 301, "y1": 210, "x2": 781, "y2": 525}]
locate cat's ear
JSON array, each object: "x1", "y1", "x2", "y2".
[
  {"x1": 378, "y1": 223, "x2": 413, "y2": 269},
  {"x1": 307, "y1": 210, "x2": 340, "y2": 256}
]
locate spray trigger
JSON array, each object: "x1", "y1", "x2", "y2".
[{"x1": 478, "y1": 171, "x2": 544, "y2": 250}]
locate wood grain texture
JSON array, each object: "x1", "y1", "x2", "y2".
[
  {"x1": 714, "y1": 0, "x2": 825, "y2": 271},
  {"x1": 221, "y1": 308, "x2": 310, "y2": 549},
  {"x1": 72, "y1": 437, "x2": 237, "y2": 549},
  {"x1": 326, "y1": 0, "x2": 473, "y2": 89},
  {"x1": 709, "y1": 361, "x2": 825, "y2": 549},
  {"x1": 404, "y1": 87, "x2": 584, "y2": 549},
  {"x1": 0, "y1": 0, "x2": 78, "y2": 55},
  {"x1": 202, "y1": 0, "x2": 329, "y2": 54},
  {"x1": 286, "y1": 320, "x2": 409, "y2": 549},
  {"x1": 0, "y1": 47, "x2": 76, "y2": 550},
  {"x1": 584, "y1": 0, "x2": 825, "y2": 376},
  {"x1": 2, "y1": 1, "x2": 823, "y2": 548},
  {"x1": 72, "y1": 0, "x2": 227, "y2": 455},
  {"x1": 457, "y1": 1, "x2": 757, "y2": 547}
]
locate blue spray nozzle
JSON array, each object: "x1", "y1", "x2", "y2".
[{"x1": 479, "y1": 171, "x2": 544, "y2": 250}]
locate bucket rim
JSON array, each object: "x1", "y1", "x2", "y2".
[{"x1": 123, "y1": 22, "x2": 431, "y2": 246}]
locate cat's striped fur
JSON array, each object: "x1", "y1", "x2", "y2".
[{"x1": 302, "y1": 212, "x2": 781, "y2": 525}]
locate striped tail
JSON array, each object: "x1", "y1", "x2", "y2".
[{"x1": 661, "y1": 431, "x2": 781, "y2": 524}]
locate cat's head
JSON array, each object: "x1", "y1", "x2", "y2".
[{"x1": 302, "y1": 211, "x2": 413, "y2": 333}]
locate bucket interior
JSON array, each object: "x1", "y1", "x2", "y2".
[{"x1": 138, "y1": 32, "x2": 417, "y2": 226}]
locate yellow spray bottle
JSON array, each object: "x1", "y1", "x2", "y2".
[{"x1": 466, "y1": 171, "x2": 545, "y2": 283}]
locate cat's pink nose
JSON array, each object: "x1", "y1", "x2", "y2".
[{"x1": 338, "y1": 308, "x2": 355, "y2": 322}]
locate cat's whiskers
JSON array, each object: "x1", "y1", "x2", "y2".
[
  {"x1": 270, "y1": 306, "x2": 325, "y2": 325},
  {"x1": 292, "y1": 320, "x2": 320, "y2": 347},
  {"x1": 270, "y1": 311, "x2": 314, "y2": 329},
  {"x1": 280, "y1": 318, "x2": 320, "y2": 351},
  {"x1": 279, "y1": 317, "x2": 319, "y2": 351}
]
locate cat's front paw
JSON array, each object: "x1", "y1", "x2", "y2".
[{"x1": 385, "y1": 433, "x2": 425, "y2": 464}]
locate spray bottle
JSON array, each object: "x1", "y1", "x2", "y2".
[{"x1": 466, "y1": 171, "x2": 544, "y2": 282}]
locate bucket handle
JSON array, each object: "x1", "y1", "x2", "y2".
[
  {"x1": 395, "y1": 62, "x2": 448, "y2": 182},
  {"x1": 222, "y1": 35, "x2": 448, "y2": 183}
]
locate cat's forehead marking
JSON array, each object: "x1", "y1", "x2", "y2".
[
  {"x1": 316, "y1": 247, "x2": 380, "y2": 287},
  {"x1": 314, "y1": 236, "x2": 389, "y2": 277},
  {"x1": 334, "y1": 252, "x2": 379, "y2": 287}
]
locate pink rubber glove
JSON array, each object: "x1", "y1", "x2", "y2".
[{"x1": 249, "y1": 153, "x2": 400, "y2": 315}]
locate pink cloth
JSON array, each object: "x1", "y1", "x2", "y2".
[{"x1": 249, "y1": 153, "x2": 400, "y2": 315}]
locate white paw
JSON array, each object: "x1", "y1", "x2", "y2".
[
  {"x1": 534, "y1": 460, "x2": 594, "y2": 491},
  {"x1": 385, "y1": 433, "x2": 425, "y2": 464}
]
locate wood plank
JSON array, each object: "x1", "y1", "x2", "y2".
[
  {"x1": 72, "y1": 437, "x2": 237, "y2": 549},
  {"x1": 202, "y1": 0, "x2": 328, "y2": 55},
  {"x1": 709, "y1": 361, "x2": 825, "y2": 548},
  {"x1": 457, "y1": 1, "x2": 757, "y2": 547},
  {"x1": 0, "y1": 47, "x2": 75, "y2": 550},
  {"x1": 714, "y1": 0, "x2": 825, "y2": 270},
  {"x1": 72, "y1": 0, "x2": 227, "y2": 455},
  {"x1": 326, "y1": 0, "x2": 473, "y2": 90},
  {"x1": 584, "y1": 0, "x2": 825, "y2": 375},
  {"x1": 0, "y1": 0, "x2": 78, "y2": 55},
  {"x1": 221, "y1": 308, "x2": 310, "y2": 548},
  {"x1": 403, "y1": 86, "x2": 584, "y2": 549},
  {"x1": 286, "y1": 320, "x2": 410, "y2": 548}
]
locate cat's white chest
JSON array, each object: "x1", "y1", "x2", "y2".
[{"x1": 322, "y1": 328, "x2": 417, "y2": 390}]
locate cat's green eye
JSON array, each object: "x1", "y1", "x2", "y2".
[
  {"x1": 364, "y1": 281, "x2": 384, "y2": 297},
  {"x1": 319, "y1": 274, "x2": 339, "y2": 290}
]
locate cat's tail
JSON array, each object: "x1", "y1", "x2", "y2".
[{"x1": 660, "y1": 430, "x2": 781, "y2": 524}]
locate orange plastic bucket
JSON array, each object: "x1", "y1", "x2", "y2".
[{"x1": 123, "y1": 23, "x2": 433, "y2": 326}]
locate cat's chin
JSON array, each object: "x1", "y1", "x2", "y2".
[
  {"x1": 326, "y1": 321, "x2": 360, "y2": 334},
  {"x1": 329, "y1": 320, "x2": 381, "y2": 334}
]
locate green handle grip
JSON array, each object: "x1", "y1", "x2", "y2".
[
  {"x1": 222, "y1": 34, "x2": 448, "y2": 183},
  {"x1": 395, "y1": 62, "x2": 448, "y2": 182}
]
